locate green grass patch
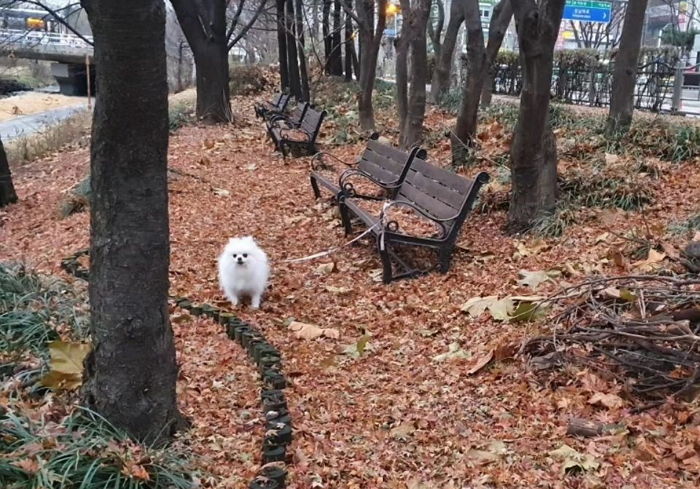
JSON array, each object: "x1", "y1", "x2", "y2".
[
  {"x1": 0, "y1": 407, "x2": 195, "y2": 489},
  {"x1": 0, "y1": 264, "x2": 87, "y2": 358}
]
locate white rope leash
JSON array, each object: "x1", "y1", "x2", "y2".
[{"x1": 283, "y1": 202, "x2": 390, "y2": 264}]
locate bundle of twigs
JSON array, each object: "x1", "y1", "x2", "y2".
[{"x1": 523, "y1": 275, "x2": 700, "y2": 403}]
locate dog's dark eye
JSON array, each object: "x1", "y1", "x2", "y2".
[
  {"x1": 243, "y1": 253, "x2": 248, "y2": 258},
  {"x1": 232, "y1": 253, "x2": 237, "y2": 258}
]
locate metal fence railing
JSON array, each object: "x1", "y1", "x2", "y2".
[{"x1": 488, "y1": 48, "x2": 697, "y2": 114}]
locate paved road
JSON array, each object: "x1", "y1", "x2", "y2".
[{"x1": 0, "y1": 103, "x2": 88, "y2": 142}]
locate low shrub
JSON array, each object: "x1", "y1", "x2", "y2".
[{"x1": 229, "y1": 64, "x2": 276, "y2": 96}]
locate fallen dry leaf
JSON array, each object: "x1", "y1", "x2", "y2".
[{"x1": 588, "y1": 392, "x2": 625, "y2": 409}]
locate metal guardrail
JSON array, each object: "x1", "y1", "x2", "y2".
[{"x1": 0, "y1": 29, "x2": 92, "y2": 49}]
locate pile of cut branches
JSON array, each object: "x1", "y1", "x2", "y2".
[{"x1": 524, "y1": 275, "x2": 700, "y2": 404}]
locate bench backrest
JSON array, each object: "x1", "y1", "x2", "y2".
[
  {"x1": 271, "y1": 93, "x2": 283, "y2": 107},
  {"x1": 300, "y1": 107, "x2": 326, "y2": 141},
  {"x1": 397, "y1": 156, "x2": 490, "y2": 241},
  {"x1": 278, "y1": 93, "x2": 291, "y2": 111},
  {"x1": 357, "y1": 133, "x2": 424, "y2": 186},
  {"x1": 289, "y1": 102, "x2": 309, "y2": 125}
]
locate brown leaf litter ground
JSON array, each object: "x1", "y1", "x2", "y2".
[{"x1": 1, "y1": 94, "x2": 699, "y2": 489}]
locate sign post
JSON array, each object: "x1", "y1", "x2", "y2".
[{"x1": 563, "y1": 0, "x2": 612, "y2": 23}]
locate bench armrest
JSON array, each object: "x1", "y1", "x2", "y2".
[
  {"x1": 338, "y1": 168, "x2": 400, "y2": 196},
  {"x1": 310, "y1": 151, "x2": 354, "y2": 171},
  {"x1": 268, "y1": 113, "x2": 296, "y2": 126},
  {"x1": 379, "y1": 200, "x2": 449, "y2": 238}
]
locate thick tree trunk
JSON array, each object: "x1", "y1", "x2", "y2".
[
  {"x1": 344, "y1": 0, "x2": 354, "y2": 81},
  {"x1": 451, "y1": 0, "x2": 486, "y2": 163},
  {"x1": 295, "y1": 0, "x2": 310, "y2": 100},
  {"x1": 480, "y1": 0, "x2": 513, "y2": 107},
  {"x1": 81, "y1": 0, "x2": 179, "y2": 444},
  {"x1": 171, "y1": 0, "x2": 230, "y2": 123},
  {"x1": 277, "y1": 0, "x2": 290, "y2": 89},
  {"x1": 285, "y1": 0, "x2": 302, "y2": 98},
  {"x1": 0, "y1": 138, "x2": 17, "y2": 208},
  {"x1": 395, "y1": 32, "x2": 409, "y2": 126},
  {"x1": 430, "y1": 0, "x2": 463, "y2": 104},
  {"x1": 330, "y1": 0, "x2": 344, "y2": 75},
  {"x1": 399, "y1": 0, "x2": 431, "y2": 149},
  {"x1": 356, "y1": 0, "x2": 387, "y2": 130},
  {"x1": 508, "y1": 0, "x2": 565, "y2": 232},
  {"x1": 605, "y1": 0, "x2": 648, "y2": 136}
]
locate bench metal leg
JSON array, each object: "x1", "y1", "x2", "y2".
[
  {"x1": 377, "y1": 237, "x2": 394, "y2": 284},
  {"x1": 309, "y1": 175, "x2": 321, "y2": 199},
  {"x1": 438, "y1": 245, "x2": 453, "y2": 273},
  {"x1": 338, "y1": 199, "x2": 353, "y2": 235}
]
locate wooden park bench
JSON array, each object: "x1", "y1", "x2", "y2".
[
  {"x1": 266, "y1": 102, "x2": 308, "y2": 132},
  {"x1": 339, "y1": 155, "x2": 490, "y2": 283},
  {"x1": 268, "y1": 105, "x2": 326, "y2": 157},
  {"x1": 309, "y1": 132, "x2": 425, "y2": 201},
  {"x1": 254, "y1": 92, "x2": 291, "y2": 120}
]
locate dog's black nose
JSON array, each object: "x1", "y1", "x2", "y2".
[{"x1": 237, "y1": 257, "x2": 243, "y2": 264}]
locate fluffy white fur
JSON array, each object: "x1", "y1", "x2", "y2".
[{"x1": 217, "y1": 236, "x2": 270, "y2": 309}]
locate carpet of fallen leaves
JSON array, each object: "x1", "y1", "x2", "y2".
[{"x1": 1, "y1": 91, "x2": 699, "y2": 489}]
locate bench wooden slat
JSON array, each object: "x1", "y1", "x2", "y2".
[
  {"x1": 406, "y1": 158, "x2": 470, "y2": 194},
  {"x1": 364, "y1": 140, "x2": 409, "y2": 176},
  {"x1": 404, "y1": 168, "x2": 472, "y2": 211},
  {"x1": 360, "y1": 148, "x2": 405, "y2": 180},
  {"x1": 397, "y1": 181, "x2": 459, "y2": 221},
  {"x1": 358, "y1": 156, "x2": 400, "y2": 184}
]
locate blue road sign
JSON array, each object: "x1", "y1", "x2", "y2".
[{"x1": 563, "y1": 1, "x2": 612, "y2": 23}]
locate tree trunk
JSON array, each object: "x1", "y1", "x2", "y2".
[
  {"x1": 427, "y1": 0, "x2": 445, "y2": 62},
  {"x1": 356, "y1": 0, "x2": 387, "y2": 130},
  {"x1": 508, "y1": 0, "x2": 565, "y2": 232},
  {"x1": 285, "y1": 0, "x2": 302, "y2": 98},
  {"x1": 430, "y1": 0, "x2": 462, "y2": 104},
  {"x1": 0, "y1": 138, "x2": 17, "y2": 208},
  {"x1": 395, "y1": 31, "x2": 409, "y2": 126},
  {"x1": 399, "y1": 0, "x2": 431, "y2": 149},
  {"x1": 322, "y1": 0, "x2": 332, "y2": 74},
  {"x1": 605, "y1": 0, "x2": 648, "y2": 136},
  {"x1": 480, "y1": 0, "x2": 513, "y2": 107},
  {"x1": 81, "y1": 0, "x2": 179, "y2": 444},
  {"x1": 330, "y1": 0, "x2": 344, "y2": 75},
  {"x1": 451, "y1": 0, "x2": 486, "y2": 164},
  {"x1": 344, "y1": 0, "x2": 354, "y2": 81},
  {"x1": 171, "y1": 0, "x2": 230, "y2": 123},
  {"x1": 277, "y1": 0, "x2": 290, "y2": 89},
  {"x1": 295, "y1": 0, "x2": 310, "y2": 100}
]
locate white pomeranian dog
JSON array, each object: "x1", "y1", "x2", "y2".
[{"x1": 217, "y1": 236, "x2": 270, "y2": 309}]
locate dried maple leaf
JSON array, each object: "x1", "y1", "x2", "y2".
[
  {"x1": 122, "y1": 461, "x2": 151, "y2": 481},
  {"x1": 588, "y1": 392, "x2": 625, "y2": 410}
]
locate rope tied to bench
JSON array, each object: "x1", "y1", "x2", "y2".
[{"x1": 283, "y1": 202, "x2": 391, "y2": 263}]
